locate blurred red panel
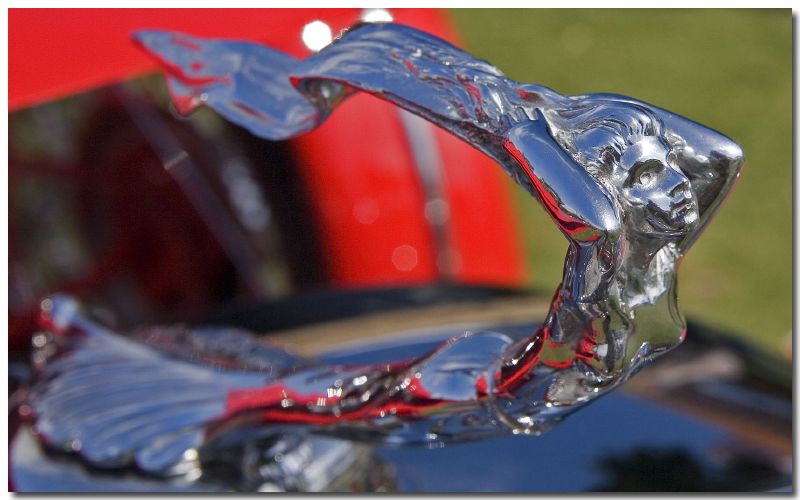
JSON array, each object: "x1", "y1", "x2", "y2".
[
  {"x1": 291, "y1": 94, "x2": 440, "y2": 286},
  {"x1": 433, "y1": 125, "x2": 528, "y2": 286}
]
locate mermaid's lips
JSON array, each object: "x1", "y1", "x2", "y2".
[
  {"x1": 671, "y1": 197, "x2": 694, "y2": 217},
  {"x1": 647, "y1": 198, "x2": 698, "y2": 233}
]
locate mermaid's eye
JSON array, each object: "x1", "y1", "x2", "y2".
[
  {"x1": 629, "y1": 160, "x2": 663, "y2": 188},
  {"x1": 638, "y1": 169, "x2": 655, "y2": 186}
]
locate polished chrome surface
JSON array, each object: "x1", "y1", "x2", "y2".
[{"x1": 18, "y1": 22, "x2": 744, "y2": 488}]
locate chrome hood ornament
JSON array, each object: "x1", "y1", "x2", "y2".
[{"x1": 18, "y1": 22, "x2": 743, "y2": 490}]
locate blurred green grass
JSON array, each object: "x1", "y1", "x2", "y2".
[{"x1": 450, "y1": 9, "x2": 792, "y2": 356}]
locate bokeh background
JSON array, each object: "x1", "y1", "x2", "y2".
[{"x1": 450, "y1": 9, "x2": 792, "y2": 357}]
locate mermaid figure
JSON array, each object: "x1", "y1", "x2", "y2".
[{"x1": 22, "y1": 23, "x2": 743, "y2": 477}]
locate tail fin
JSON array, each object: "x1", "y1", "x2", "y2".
[{"x1": 27, "y1": 296, "x2": 304, "y2": 475}]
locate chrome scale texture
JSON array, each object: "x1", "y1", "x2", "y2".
[{"x1": 20, "y1": 22, "x2": 743, "y2": 489}]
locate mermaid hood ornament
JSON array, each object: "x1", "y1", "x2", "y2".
[{"x1": 18, "y1": 22, "x2": 743, "y2": 489}]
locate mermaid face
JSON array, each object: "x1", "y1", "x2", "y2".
[{"x1": 613, "y1": 136, "x2": 699, "y2": 236}]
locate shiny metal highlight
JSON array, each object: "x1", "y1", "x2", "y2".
[{"x1": 20, "y1": 22, "x2": 743, "y2": 486}]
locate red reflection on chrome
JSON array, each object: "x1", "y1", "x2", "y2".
[{"x1": 505, "y1": 138, "x2": 599, "y2": 241}]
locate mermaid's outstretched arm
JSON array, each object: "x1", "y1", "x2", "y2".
[
  {"x1": 286, "y1": 23, "x2": 566, "y2": 175},
  {"x1": 504, "y1": 113, "x2": 621, "y2": 244},
  {"x1": 135, "y1": 23, "x2": 618, "y2": 246}
]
